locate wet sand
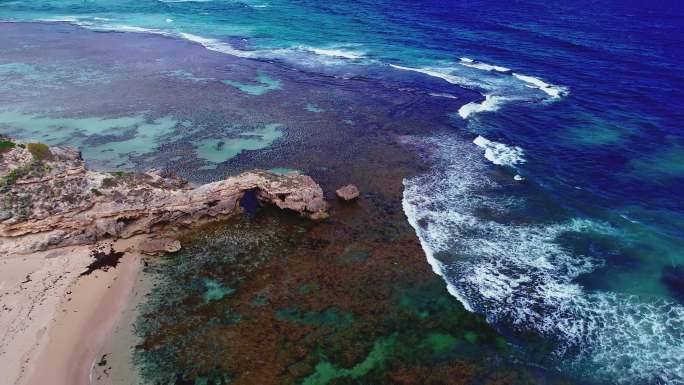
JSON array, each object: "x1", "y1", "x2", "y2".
[{"x1": 91, "y1": 260, "x2": 153, "y2": 385}]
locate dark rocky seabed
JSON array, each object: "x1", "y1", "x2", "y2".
[{"x1": 0, "y1": 22, "x2": 577, "y2": 385}]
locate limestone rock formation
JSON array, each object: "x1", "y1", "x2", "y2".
[
  {"x1": 336, "y1": 184, "x2": 360, "y2": 201},
  {"x1": 138, "y1": 238, "x2": 182, "y2": 255},
  {"x1": 0, "y1": 138, "x2": 328, "y2": 254}
]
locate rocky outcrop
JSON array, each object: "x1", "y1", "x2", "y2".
[
  {"x1": 336, "y1": 184, "x2": 360, "y2": 201},
  {"x1": 138, "y1": 238, "x2": 182, "y2": 255},
  {"x1": 0, "y1": 138, "x2": 328, "y2": 254}
]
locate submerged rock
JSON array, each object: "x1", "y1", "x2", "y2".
[
  {"x1": 0, "y1": 139, "x2": 329, "y2": 254},
  {"x1": 662, "y1": 264, "x2": 684, "y2": 302},
  {"x1": 138, "y1": 238, "x2": 182, "y2": 255},
  {"x1": 336, "y1": 184, "x2": 360, "y2": 201}
]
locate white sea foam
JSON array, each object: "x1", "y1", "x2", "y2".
[
  {"x1": 36, "y1": 16, "x2": 80, "y2": 23},
  {"x1": 389, "y1": 64, "x2": 481, "y2": 89},
  {"x1": 457, "y1": 94, "x2": 506, "y2": 119},
  {"x1": 35, "y1": 16, "x2": 569, "y2": 107},
  {"x1": 46, "y1": 18, "x2": 149, "y2": 35},
  {"x1": 428, "y1": 92, "x2": 458, "y2": 99},
  {"x1": 459, "y1": 57, "x2": 511, "y2": 72},
  {"x1": 178, "y1": 32, "x2": 254, "y2": 58},
  {"x1": 35, "y1": 16, "x2": 167, "y2": 36},
  {"x1": 390, "y1": 61, "x2": 568, "y2": 122},
  {"x1": 113, "y1": 26, "x2": 260, "y2": 59},
  {"x1": 402, "y1": 192, "x2": 476, "y2": 312},
  {"x1": 44, "y1": 15, "x2": 568, "y2": 115},
  {"x1": 472, "y1": 135, "x2": 525, "y2": 166},
  {"x1": 402, "y1": 135, "x2": 684, "y2": 385},
  {"x1": 88, "y1": 23, "x2": 255, "y2": 59},
  {"x1": 105, "y1": 24, "x2": 170, "y2": 35},
  {"x1": 39, "y1": 17, "x2": 568, "y2": 107},
  {"x1": 297, "y1": 46, "x2": 365, "y2": 60},
  {"x1": 34, "y1": 16, "x2": 257, "y2": 59},
  {"x1": 417, "y1": 58, "x2": 567, "y2": 104},
  {"x1": 513, "y1": 73, "x2": 568, "y2": 98}
]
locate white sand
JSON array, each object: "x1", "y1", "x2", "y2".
[{"x1": 0, "y1": 239, "x2": 143, "y2": 385}]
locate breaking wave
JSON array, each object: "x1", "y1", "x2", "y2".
[
  {"x1": 31, "y1": 17, "x2": 567, "y2": 108},
  {"x1": 390, "y1": 60, "x2": 567, "y2": 121},
  {"x1": 401, "y1": 135, "x2": 684, "y2": 385},
  {"x1": 512, "y1": 73, "x2": 568, "y2": 99},
  {"x1": 177, "y1": 32, "x2": 256, "y2": 58},
  {"x1": 459, "y1": 57, "x2": 511, "y2": 73},
  {"x1": 458, "y1": 94, "x2": 507, "y2": 119},
  {"x1": 295, "y1": 45, "x2": 365, "y2": 60},
  {"x1": 472, "y1": 135, "x2": 525, "y2": 166}
]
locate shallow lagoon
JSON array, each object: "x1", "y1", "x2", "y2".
[{"x1": 195, "y1": 123, "x2": 284, "y2": 166}]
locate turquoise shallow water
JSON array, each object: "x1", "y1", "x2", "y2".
[{"x1": 0, "y1": 1, "x2": 683, "y2": 384}]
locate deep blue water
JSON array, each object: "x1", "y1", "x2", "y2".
[{"x1": 1, "y1": 1, "x2": 683, "y2": 384}]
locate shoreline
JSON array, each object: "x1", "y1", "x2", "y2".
[
  {"x1": 92, "y1": 257, "x2": 153, "y2": 385},
  {"x1": 0, "y1": 237, "x2": 143, "y2": 385},
  {"x1": 23, "y1": 241, "x2": 142, "y2": 385},
  {"x1": 0, "y1": 136, "x2": 330, "y2": 385}
]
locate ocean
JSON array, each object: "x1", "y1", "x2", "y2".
[{"x1": 0, "y1": 1, "x2": 683, "y2": 384}]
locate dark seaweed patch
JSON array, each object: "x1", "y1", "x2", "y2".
[{"x1": 80, "y1": 246, "x2": 124, "y2": 276}]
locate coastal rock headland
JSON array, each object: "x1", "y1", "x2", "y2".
[
  {"x1": 0, "y1": 137, "x2": 328, "y2": 255},
  {"x1": 0, "y1": 136, "x2": 328, "y2": 385}
]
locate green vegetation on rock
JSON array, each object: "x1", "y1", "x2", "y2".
[
  {"x1": 27, "y1": 142, "x2": 51, "y2": 161},
  {"x1": 0, "y1": 139, "x2": 15, "y2": 155},
  {"x1": 0, "y1": 169, "x2": 20, "y2": 187}
]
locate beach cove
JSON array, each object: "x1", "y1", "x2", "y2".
[
  {"x1": 1, "y1": 1, "x2": 683, "y2": 383},
  {"x1": 0, "y1": 22, "x2": 568, "y2": 385}
]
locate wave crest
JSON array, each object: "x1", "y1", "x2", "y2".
[
  {"x1": 401, "y1": 135, "x2": 684, "y2": 385},
  {"x1": 472, "y1": 135, "x2": 525, "y2": 166}
]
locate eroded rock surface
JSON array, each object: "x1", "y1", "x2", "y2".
[
  {"x1": 0, "y1": 138, "x2": 328, "y2": 254},
  {"x1": 138, "y1": 238, "x2": 182, "y2": 255},
  {"x1": 336, "y1": 184, "x2": 360, "y2": 201}
]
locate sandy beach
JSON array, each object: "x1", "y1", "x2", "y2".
[{"x1": 0, "y1": 239, "x2": 142, "y2": 385}]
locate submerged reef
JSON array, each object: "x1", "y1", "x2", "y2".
[{"x1": 135, "y1": 206, "x2": 574, "y2": 385}]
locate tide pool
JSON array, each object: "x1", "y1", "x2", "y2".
[
  {"x1": 222, "y1": 73, "x2": 281, "y2": 96},
  {"x1": 194, "y1": 123, "x2": 283, "y2": 166},
  {"x1": 0, "y1": 109, "x2": 179, "y2": 169}
]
